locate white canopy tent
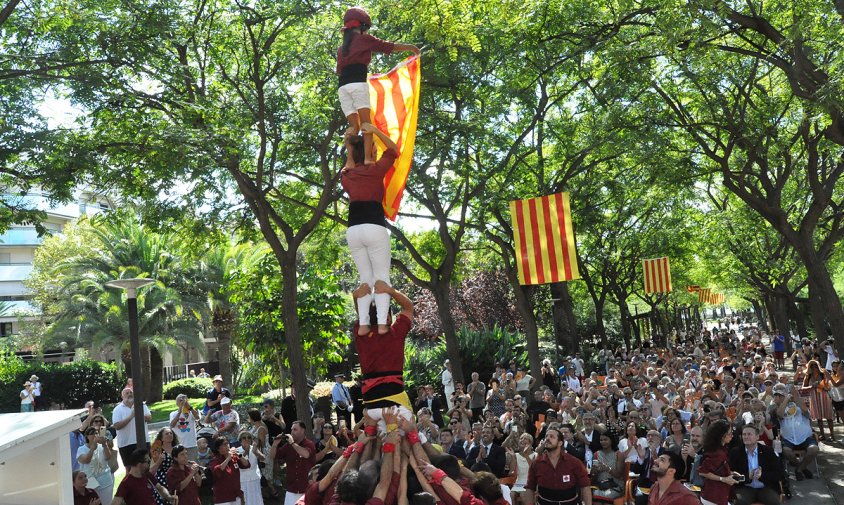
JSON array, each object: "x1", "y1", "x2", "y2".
[{"x1": 0, "y1": 410, "x2": 83, "y2": 505}]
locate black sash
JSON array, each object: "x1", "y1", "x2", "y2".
[
  {"x1": 537, "y1": 485, "x2": 580, "y2": 504},
  {"x1": 348, "y1": 201, "x2": 387, "y2": 227}
]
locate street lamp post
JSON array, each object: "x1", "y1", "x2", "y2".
[{"x1": 105, "y1": 278, "x2": 155, "y2": 450}]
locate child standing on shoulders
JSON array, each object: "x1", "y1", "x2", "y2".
[{"x1": 336, "y1": 6, "x2": 419, "y2": 166}]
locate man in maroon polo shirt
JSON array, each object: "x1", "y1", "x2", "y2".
[
  {"x1": 271, "y1": 420, "x2": 317, "y2": 505},
  {"x1": 524, "y1": 428, "x2": 592, "y2": 505},
  {"x1": 112, "y1": 449, "x2": 177, "y2": 505}
]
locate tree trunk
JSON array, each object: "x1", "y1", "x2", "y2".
[
  {"x1": 788, "y1": 295, "x2": 809, "y2": 341},
  {"x1": 750, "y1": 299, "x2": 766, "y2": 329},
  {"x1": 808, "y1": 282, "x2": 828, "y2": 341},
  {"x1": 432, "y1": 280, "x2": 464, "y2": 384},
  {"x1": 549, "y1": 282, "x2": 578, "y2": 355},
  {"x1": 768, "y1": 293, "x2": 792, "y2": 353},
  {"x1": 280, "y1": 256, "x2": 314, "y2": 433},
  {"x1": 508, "y1": 272, "x2": 542, "y2": 379},
  {"x1": 617, "y1": 297, "x2": 632, "y2": 351},
  {"x1": 149, "y1": 347, "x2": 164, "y2": 402},
  {"x1": 594, "y1": 300, "x2": 607, "y2": 349},
  {"x1": 794, "y1": 241, "x2": 844, "y2": 354},
  {"x1": 213, "y1": 307, "x2": 236, "y2": 390}
]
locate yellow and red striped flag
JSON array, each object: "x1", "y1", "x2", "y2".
[
  {"x1": 509, "y1": 192, "x2": 579, "y2": 285},
  {"x1": 643, "y1": 257, "x2": 672, "y2": 294},
  {"x1": 369, "y1": 56, "x2": 421, "y2": 221},
  {"x1": 698, "y1": 288, "x2": 711, "y2": 304}
]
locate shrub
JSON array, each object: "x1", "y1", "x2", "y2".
[
  {"x1": 0, "y1": 356, "x2": 123, "y2": 413},
  {"x1": 403, "y1": 325, "x2": 529, "y2": 396},
  {"x1": 162, "y1": 377, "x2": 214, "y2": 400}
]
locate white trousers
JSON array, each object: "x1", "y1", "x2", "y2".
[
  {"x1": 364, "y1": 405, "x2": 414, "y2": 435},
  {"x1": 347, "y1": 223, "x2": 391, "y2": 325}
]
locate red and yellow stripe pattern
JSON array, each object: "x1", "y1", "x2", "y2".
[
  {"x1": 696, "y1": 288, "x2": 725, "y2": 305},
  {"x1": 369, "y1": 56, "x2": 421, "y2": 221},
  {"x1": 643, "y1": 257, "x2": 672, "y2": 294},
  {"x1": 509, "y1": 192, "x2": 579, "y2": 285}
]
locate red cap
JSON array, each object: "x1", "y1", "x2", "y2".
[{"x1": 343, "y1": 7, "x2": 371, "y2": 30}]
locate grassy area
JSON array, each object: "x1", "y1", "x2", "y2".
[
  {"x1": 148, "y1": 399, "x2": 206, "y2": 423},
  {"x1": 146, "y1": 395, "x2": 265, "y2": 423}
]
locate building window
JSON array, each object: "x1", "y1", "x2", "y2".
[
  {"x1": 0, "y1": 322, "x2": 12, "y2": 337},
  {"x1": 0, "y1": 253, "x2": 10, "y2": 264}
]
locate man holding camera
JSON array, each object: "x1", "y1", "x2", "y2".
[
  {"x1": 728, "y1": 424, "x2": 783, "y2": 505},
  {"x1": 270, "y1": 420, "x2": 316, "y2": 505}
]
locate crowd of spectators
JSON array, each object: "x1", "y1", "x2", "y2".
[{"x1": 69, "y1": 321, "x2": 844, "y2": 505}]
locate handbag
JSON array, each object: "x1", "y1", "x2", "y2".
[
  {"x1": 595, "y1": 478, "x2": 618, "y2": 491},
  {"x1": 829, "y1": 385, "x2": 844, "y2": 402}
]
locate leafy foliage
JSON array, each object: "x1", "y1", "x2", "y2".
[
  {"x1": 404, "y1": 326, "x2": 528, "y2": 391},
  {"x1": 228, "y1": 251, "x2": 349, "y2": 383},
  {"x1": 0, "y1": 356, "x2": 122, "y2": 413},
  {"x1": 161, "y1": 377, "x2": 214, "y2": 400}
]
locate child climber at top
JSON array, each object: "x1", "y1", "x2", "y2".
[{"x1": 336, "y1": 6, "x2": 419, "y2": 166}]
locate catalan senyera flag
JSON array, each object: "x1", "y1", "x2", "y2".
[
  {"x1": 369, "y1": 56, "x2": 421, "y2": 221},
  {"x1": 509, "y1": 192, "x2": 579, "y2": 285},
  {"x1": 697, "y1": 289, "x2": 725, "y2": 305},
  {"x1": 643, "y1": 257, "x2": 672, "y2": 294}
]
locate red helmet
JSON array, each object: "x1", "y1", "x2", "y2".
[{"x1": 343, "y1": 7, "x2": 371, "y2": 30}]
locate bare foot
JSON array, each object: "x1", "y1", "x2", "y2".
[
  {"x1": 358, "y1": 324, "x2": 370, "y2": 336},
  {"x1": 378, "y1": 324, "x2": 389, "y2": 334}
]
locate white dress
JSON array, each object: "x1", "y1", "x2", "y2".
[
  {"x1": 511, "y1": 452, "x2": 535, "y2": 492},
  {"x1": 237, "y1": 447, "x2": 264, "y2": 505}
]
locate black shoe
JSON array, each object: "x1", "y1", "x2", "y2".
[
  {"x1": 802, "y1": 469, "x2": 813, "y2": 479},
  {"x1": 796, "y1": 471, "x2": 805, "y2": 481}
]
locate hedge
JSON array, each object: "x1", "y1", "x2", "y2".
[
  {"x1": 162, "y1": 377, "x2": 215, "y2": 400},
  {"x1": 0, "y1": 354, "x2": 123, "y2": 413}
]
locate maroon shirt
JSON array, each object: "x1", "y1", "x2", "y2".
[
  {"x1": 341, "y1": 149, "x2": 399, "y2": 204},
  {"x1": 211, "y1": 454, "x2": 249, "y2": 504},
  {"x1": 699, "y1": 447, "x2": 731, "y2": 504},
  {"x1": 526, "y1": 451, "x2": 590, "y2": 494},
  {"x1": 355, "y1": 314, "x2": 412, "y2": 406},
  {"x1": 648, "y1": 479, "x2": 700, "y2": 505},
  {"x1": 166, "y1": 464, "x2": 201, "y2": 505},
  {"x1": 336, "y1": 33, "x2": 395, "y2": 76},
  {"x1": 74, "y1": 487, "x2": 100, "y2": 505},
  {"x1": 114, "y1": 471, "x2": 158, "y2": 505},
  {"x1": 276, "y1": 438, "x2": 317, "y2": 493}
]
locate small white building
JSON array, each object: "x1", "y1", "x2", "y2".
[{"x1": 0, "y1": 410, "x2": 83, "y2": 505}]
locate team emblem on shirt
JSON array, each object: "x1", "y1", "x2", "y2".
[{"x1": 562, "y1": 474, "x2": 571, "y2": 483}]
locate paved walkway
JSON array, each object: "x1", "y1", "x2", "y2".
[{"x1": 814, "y1": 438, "x2": 844, "y2": 505}]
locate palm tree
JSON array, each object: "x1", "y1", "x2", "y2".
[
  {"x1": 185, "y1": 239, "x2": 266, "y2": 390},
  {"x1": 40, "y1": 211, "x2": 205, "y2": 401}
]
